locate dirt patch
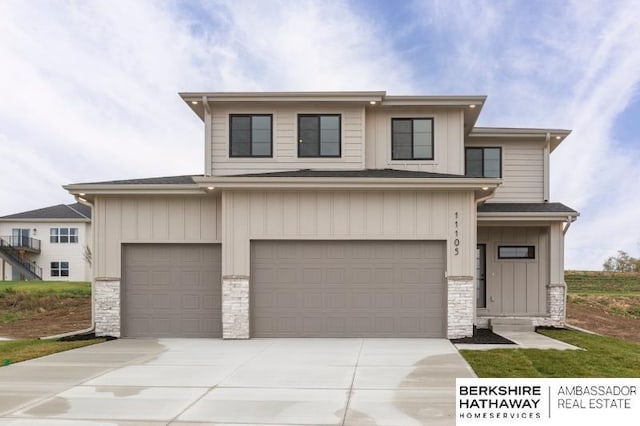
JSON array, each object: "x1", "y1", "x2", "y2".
[
  {"x1": 567, "y1": 302, "x2": 640, "y2": 344},
  {"x1": 0, "y1": 297, "x2": 91, "y2": 339}
]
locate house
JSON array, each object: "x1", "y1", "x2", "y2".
[
  {"x1": 0, "y1": 203, "x2": 92, "y2": 282},
  {"x1": 63, "y1": 91, "x2": 578, "y2": 339}
]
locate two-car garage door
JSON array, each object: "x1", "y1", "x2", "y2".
[
  {"x1": 121, "y1": 241, "x2": 446, "y2": 338},
  {"x1": 251, "y1": 240, "x2": 446, "y2": 338}
]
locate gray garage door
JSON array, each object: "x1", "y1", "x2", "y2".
[
  {"x1": 251, "y1": 240, "x2": 446, "y2": 337},
  {"x1": 122, "y1": 244, "x2": 221, "y2": 338}
]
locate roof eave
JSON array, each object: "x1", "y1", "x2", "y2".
[
  {"x1": 64, "y1": 183, "x2": 206, "y2": 196},
  {"x1": 194, "y1": 176, "x2": 502, "y2": 190},
  {"x1": 478, "y1": 211, "x2": 579, "y2": 221},
  {"x1": 0, "y1": 217, "x2": 91, "y2": 223}
]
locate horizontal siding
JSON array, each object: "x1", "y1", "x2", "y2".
[
  {"x1": 365, "y1": 108, "x2": 464, "y2": 174},
  {"x1": 467, "y1": 140, "x2": 545, "y2": 203},
  {"x1": 95, "y1": 196, "x2": 221, "y2": 278},
  {"x1": 210, "y1": 103, "x2": 365, "y2": 174},
  {"x1": 223, "y1": 190, "x2": 476, "y2": 278}
]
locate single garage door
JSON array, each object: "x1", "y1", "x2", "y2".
[
  {"x1": 122, "y1": 244, "x2": 221, "y2": 337},
  {"x1": 251, "y1": 240, "x2": 446, "y2": 337}
]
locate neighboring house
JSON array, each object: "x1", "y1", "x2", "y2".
[
  {"x1": 0, "y1": 203, "x2": 92, "y2": 282},
  {"x1": 64, "y1": 91, "x2": 578, "y2": 339}
]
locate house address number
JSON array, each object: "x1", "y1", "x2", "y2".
[{"x1": 454, "y1": 211, "x2": 461, "y2": 256}]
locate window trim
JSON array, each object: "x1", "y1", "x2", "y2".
[
  {"x1": 228, "y1": 114, "x2": 273, "y2": 158},
  {"x1": 297, "y1": 114, "x2": 342, "y2": 158},
  {"x1": 465, "y1": 146, "x2": 502, "y2": 178},
  {"x1": 50, "y1": 227, "x2": 79, "y2": 244},
  {"x1": 497, "y1": 245, "x2": 536, "y2": 260},
  {"x1": 391, "y1": 117, "x2": 435, "y2": 161},
  {"x1": 50, "y1": 261, "x2": 69, "y2": 277}
]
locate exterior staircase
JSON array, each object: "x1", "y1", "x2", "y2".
[
  {"x1": 490, "y1": 318, "x2": 535, "y2": 333},
  {"x1": 0, "y1": 236, "x2": 42, "y2": 280}
]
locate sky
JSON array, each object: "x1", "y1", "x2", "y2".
[{"x1": 0, "y1": 0, "x2": 639, "y2": 270}]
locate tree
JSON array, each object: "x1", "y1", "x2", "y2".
[{"x1": 603, "y1": 250, "x2": 640, "y2": 272}]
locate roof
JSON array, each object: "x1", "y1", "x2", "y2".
[
  {"x1": 478, "y1": 202, "x2": 578, "y2": 214},
  {"x1": 73, "y1": 175, "x2": 198, "y2": 185},
  {"x1": 180, "y1": 90, "x2": 486, "y2": 133},
  {"x1": 233, "y1": 169, "x2": 468, "y2": 179},
  {"x1": 468, "y1": 127, "x2": 571, "y2": 152},
  {"x1": 0, "y1": 203, "x2": 91, "y2": 220}
]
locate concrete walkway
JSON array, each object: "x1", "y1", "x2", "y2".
[
  {"x1": 455, "y1": 331, "x2": 581, "y2": 351},
  {"x1": 0, "y1": 338, "x2": 475, "y2": 425}
]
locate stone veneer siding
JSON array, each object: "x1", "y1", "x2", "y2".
[
  {"x1": 222, "y1": 275, "x2": 250, "y2": 339},
  {"x1": 447, "y1": 276, "x2": 474, "y2": 338},
  {"x1": 94, "y1": 279, "x2": 120, "y2": 337},
  {"x1": 531, "y1": 282, "x2": 566, "y2": 327}
]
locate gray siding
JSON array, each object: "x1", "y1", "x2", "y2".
[
  {"x1": 222, "y1": 190, "x2": 476, "y2": 278},
  {"x1": 94, "y1": 196, "x2": 221, "y2": 278},
  {"x1": 210, "y1": 103, "x2": 365, "y2": 174},
  {"x1": 466, "y1": 139, "x2": 545, "y2": 203},
  {"x1": 477, "y1": 226, "x2": 549, "y2": 315},
  {"x1": 365, "y1": 108, "x2": 464, "y2": 174}
]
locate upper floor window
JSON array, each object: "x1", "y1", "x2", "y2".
[
  {"x1": 391, "y1": 118, "x2": 434, "y2": 160},
  {"x1": 298, "y1": 114, "x2": 341, "y2": 157},
  {"x1": 50, "y1": 227, "x2": 78, "y2": 244},
  {"x1": 465, "y1": 147, "x2": 501, "y2": 178},
  {"x1": 229, "y1": 115, "x2": 272, "y2": 157}
]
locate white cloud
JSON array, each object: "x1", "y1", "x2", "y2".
[
  {"x1": 410, "y1": 0, "x2": 640, "y2": 269},
  {"x1": 0, "y1": 0, "x2": 412, "y2": 217}
]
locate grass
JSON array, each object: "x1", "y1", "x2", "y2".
[
  {"x1": 565, "y1": 271, "x2": 640, "y2": 318},
  {"x1": 0, "y1": 281, "x2": 91, "y2": 324},
  {"x1": 0, "y1": 338, "x2": 105, "y2": 366},
  {"x1": 460, "y1": 329, "x2": 640, "y2": 377},
  {"x1": 0, "y1": 281, "x2": 91, "y2": 297},
  {"x1": 565, "y1": 271, "x2": 640, "y2": 296}
]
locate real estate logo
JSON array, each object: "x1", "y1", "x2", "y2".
[{"x1": 457, "y1": 378, "x2": 640, "y2": 425}]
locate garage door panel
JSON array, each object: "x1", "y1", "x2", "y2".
[
  {"x1": 123, "y1": 244, "x2": 221, "y2": 338},
  {"x1": 251, "y1": 240, "x2": 445, "y2": 337}
]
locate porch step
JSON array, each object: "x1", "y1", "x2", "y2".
[{"x1": 490, "y1": 318, "x2": 535, "y2": 333}]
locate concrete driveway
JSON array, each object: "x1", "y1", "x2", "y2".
[{"x1": 0, "y1": 338, "x2": 475, "y2": 425}]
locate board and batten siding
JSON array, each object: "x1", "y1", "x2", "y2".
[
  {"x1": 365, "y1": 108, "x2": 465, "y2": 174},
  {"x1": 222, "y1": 190, "x2": 476, "y2": 278},
  {"x1": 94, "y1": 196, "x2": 221, "y2": 278},
  {"x1": 209, "y1": 103, "x2": 365, "y2": 175},
  {"x1": 477, "y1": 226, "x2": 549, "y2": 315},
  {"x1": 467, "y1": 139, "x2": 545, "y2": 203}
]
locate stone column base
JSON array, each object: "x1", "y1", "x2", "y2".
[
  {"x1": 94, "y1": 278, "x2": 120, "y2": 337},
  {"x1": 222, "y1": 275, "x2": 250, "y2": 339},
  {"x1": 546, "y1": 282, "x2": 566, "y2": 327},
  {"x1": 447, "y1": 276, "x2": 474, "y2": 339}
]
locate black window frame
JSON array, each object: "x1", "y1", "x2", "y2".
[
  {"x1": 497, "y1": 245, "x2": 536, "y2": 260},
  {"x1": 51, "y1": 261, "x2": 69, "y2": 277},
  {"x1": 297, "y1": 114, "x2": 342, "y2": 158},
  {"x1": 391, "y1": 117, "x2": 434, "y2": 161},
  {"x1": 229, "y1": 114, "x2": 273, "y2": 158},
  {"x1": 465, "y1": 147, "x2": 502, "y2": 178}
]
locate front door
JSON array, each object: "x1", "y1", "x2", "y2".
[{"x1": 476, "y1": 244, "x2": 487, "y2": 308}]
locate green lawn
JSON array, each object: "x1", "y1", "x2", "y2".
[
  {"x1": 0, "y1": 338, "x2": 105, "y2": 366},
  {"x1": 0, "y1": 281, "x2": 91, "y2": 297},
  {"x1": 460, "y1": 329, "x2": 640, "y2": 377},
  {"x1": 0, "y1": 281, "x2": 91, "y2": 325},
  {"x1": 565, "y1": 271, "x2": 640, "y2": 318},
  {"x1": 565, "y1": 271, "x2": 640, "y2": 296}
]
